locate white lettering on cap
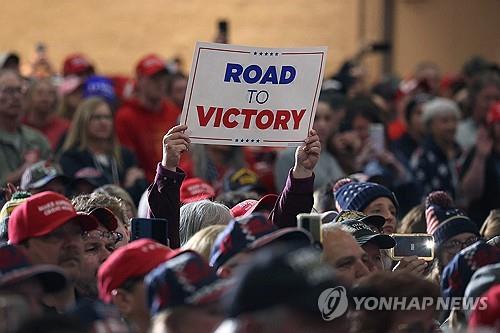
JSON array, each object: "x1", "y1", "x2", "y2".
[
  {"x1": 187, "y1": 184, "x2": 211, "y2": 196},
  {"x1": 143, "y1": 58, "x2": 162, "y2": 68},
  {"x1": 141, "y1": 243, "x2": 164, "y2": 253},
  {"x1": 348, "y1": 222, "x2": 377, "y2": 233},
  {"x1": 37, "y1": 200, "x2": 74, "y2": 216}
]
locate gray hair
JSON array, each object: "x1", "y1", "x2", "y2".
[
  {"x1": 179, "y1": 200, "x2": 231, "y2": 246},
  {"x1": 321, "y1": 221, "x2": 351, "y2": 234},
  {"x1": 421, "y1": 97, "x2": 460, "y2": 126}
]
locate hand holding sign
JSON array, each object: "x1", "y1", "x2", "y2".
[
  {"x1": 181, "y1": 42, "x2": 327, "y2": 147},
  {"x1": 162, "y1": 124, "x2": 191, "y2": 172},
  {"x1": 293, "y1": 129, "x2": 321, "y2": 179}
]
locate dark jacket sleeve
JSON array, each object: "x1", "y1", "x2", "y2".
[
  {"x1": 268, "y1": 168, "x2": 315, "y2": 228},
  {"x1": 147, "y1": 163, "x2": 185, "y2": 249}
]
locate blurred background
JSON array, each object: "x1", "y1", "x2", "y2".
[{"x1": 1, "y1": 0, "x2": 499, "y2": 80}]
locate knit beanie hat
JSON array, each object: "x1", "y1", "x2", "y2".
[
  {"x1": 441, "y1": 240, "x2": 500, "y2": 300},
  {"x1": 333, "y1": 178, "x2": 399, "y2": 213},
  {"x1": 0, "y1": 191, "x2": 31, "y2": 242},
  {"x1": 425, "y1": 191, "x2": 479, "y2": 249}
]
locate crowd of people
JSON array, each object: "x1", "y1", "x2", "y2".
[{"x1": 0, "y1": 45, "x2": 499, "y2": 333}]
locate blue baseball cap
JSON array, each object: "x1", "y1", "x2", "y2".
[{"x1": 83, "y1": 75, "x2": 116, "y2": 105}]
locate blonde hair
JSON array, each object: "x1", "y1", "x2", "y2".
[
  {"x1": 94, "y1": 184, "x2": 138, "y2": 219},
  {"x1": 182, "y1": 225, "x2": 226, "y2": 261},
  {"x1": 58, "y1": 94, "x2": 74, "y2": 120},
  {"x1": 480, "y1": 209, "x2": 500, "y2": 241},
  {"x1": 398, "y1": 203, "x2": 426, "y2": 234},
  {"x1": 62, "y1": 97, "x2": 122, "y2": 168}
]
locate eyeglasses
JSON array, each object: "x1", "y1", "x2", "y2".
[
  {"x1": 82, "y1": 230, "x2": 123, "y2": 244},
  {"x1": 442, "y1": 236, "x2": 479, "y2": 254},
  {"x1": 90, "y1": 114, "x2": 113, "y2": 121}
]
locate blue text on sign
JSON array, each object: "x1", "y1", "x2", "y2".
[{"x1": 224, "y1": 63, "x2": 296, "y2": 84}]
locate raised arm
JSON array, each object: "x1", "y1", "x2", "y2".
[
  {"x1": 147, "y1": 124, "x2": 190, "y2": 248},
  {"x1": 269, "y1": 129, "x2": 320, "y2": 228},
  {"x1": 460, "y1": 127, "x2": 492, "y2": 204}
]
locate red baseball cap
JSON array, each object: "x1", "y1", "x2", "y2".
[
  {"x1": 468, "y1": 284, "x2": 500, "y2": 330},
  {"x1": 248, "y1": 227, "x2": 313, "y2": 251},
  {"x1": 180, "y1": 178, "x2": 216, "y2": 204},
  {"x1": 230, "y1": 194, "x2": 278, "y2": 218},
  {"x1": 62, "y1": 53, "x2": 94, "y2": 77},
  {"x1": 97, "y1": 238, "x2": 178, "y2": 303},
  {"x1": 487, "y1": 102, "x2": 500, "y2": 125},
  {"x1": 136, "y1": 54, "x2": 167, "y2": 77},
  {"x1": 78, "y1": 207, "x2": 118, "y2": 231},
  {"x1": 8, "y1": 191, "x2": 98, "y2": 244}
]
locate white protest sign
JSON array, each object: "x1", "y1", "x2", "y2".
[{"x1": 180, "y1": 42, "x2": 327, "y2": 147}]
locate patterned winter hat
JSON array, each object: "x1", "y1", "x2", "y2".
[
  {"x1": 441, "y1": 240, "x2": 500, "y2": 299},
  {"x1": 425, "y1": 191, "x2": 479, "y2": 249},
  {"x1": 0, "y1": 191, "x2": 31, "y2": 242},
  {"x1": 145, "y1": 250, "x2": 230, "y2": 315},
  {"x1": 209, "y1": 213, "x2": 276, "y2": 269},
  {"x1": 333, "y1": 178, "x2": 399, "y2": 213}
]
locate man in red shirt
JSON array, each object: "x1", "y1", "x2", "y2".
[{"x1": 115, "y1": 54, "x2": 180, "y2": 182}]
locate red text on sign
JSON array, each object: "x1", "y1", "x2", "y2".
[{"x1": 196, "y1": 106, "x2": 306, "y2": 130}]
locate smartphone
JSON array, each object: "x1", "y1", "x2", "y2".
[
  {"x1": 297, "y1": 213, "x2": 322, "y2": 244},
  {"x1": 131, "y1": 218, "x2": 169, "y2": 246},
  {"x1": 369, "y1": 123, "x2": 385, "y2": 153},
  {"x1": 389, "y1": 234, "x2": 434, "y2": 261}
]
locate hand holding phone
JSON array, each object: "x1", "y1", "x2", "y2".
[
  {"x1": 392, "y1": 255, "x2": 428, "y2": 276},
  {"x1": 131, "y1": 218, "x2": 169, "y2": 246},
  {"x1": 389, "y1": 234, "x2": 434, "y2": 261},
  {"x1": 369, "y1": 123, "x2": 385, "y2": 154}
]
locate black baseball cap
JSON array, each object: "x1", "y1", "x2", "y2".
[
  {"x1": 20, "y1": 161, "x2": 70, "y2": 191},
  {"x1": 334, "y1": 210, "x2": 386, "y2": 232},
  {"x1": 223, "y1": 168, "x2": 267, "y2": 194},
  {"x1": 340, "y1": 219, "x2": 395, "y2": 249}
]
